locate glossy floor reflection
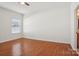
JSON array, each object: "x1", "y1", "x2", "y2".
[
  {"x1": 12, "y1": 43, "x2": 21, "y2": 56},
  {"x1": 0, "y1": 38, "x2": 78, "y2": 56}
]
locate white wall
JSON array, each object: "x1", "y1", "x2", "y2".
[
  {"x1": 0, "y1": 7, "x2": 23, "y2": 43},
  {"x1": 23, "y1": 3, "x2": 71, "y2": 44}
]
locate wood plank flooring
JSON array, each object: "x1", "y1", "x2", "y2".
[{"x1": 0, "y1": 38, "x2": 78, "y2": 56}]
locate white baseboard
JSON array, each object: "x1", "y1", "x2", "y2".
[
  {"x1": 0, "y1": 37, "x2": 22, "y2": 43},
  {"x1": 23, "y1": 36, "x2": 70, "y2": 44}
]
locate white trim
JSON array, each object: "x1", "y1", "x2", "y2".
[
  {"x1": 23, "y1": 35, "x2": 70, "y2": 45},
  {"x1": 0, "y1": 37, "x2": 21, "y2": 43}
]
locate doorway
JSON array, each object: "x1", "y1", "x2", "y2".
[{"x1": 76, "y1": 6, "x2": 79, "y2": 50}]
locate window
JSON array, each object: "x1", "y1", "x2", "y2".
[{"x1": 11, "y1": 18, "x2": 21, "y2": 33}]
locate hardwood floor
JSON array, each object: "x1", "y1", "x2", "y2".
[{"x1": 0, "y1": 38, "x2": 78, "y2": 56}]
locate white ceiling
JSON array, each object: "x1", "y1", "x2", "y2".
[
  {"x1": 0, "y1": 2, "x2": 71, "y2": 15},
  {"x1": 0, "y1": 2, "x2": 32, "y2": 14}
]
